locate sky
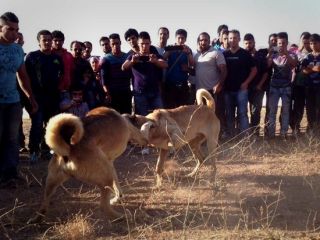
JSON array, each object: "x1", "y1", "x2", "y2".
[{"x1": 1, "y1": 0, "x2": 319, "y2": 55}]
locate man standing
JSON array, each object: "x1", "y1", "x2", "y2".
[
  {"x1": 26, "y1": 30, "x2": 63, "y2": 162},
  {"x1": 243, "y1": 33, "x2": 269, "y2": 135},
  {"x1": 223, "y1": 30, "x2": 257, "y2": 137},
  {"x1": 101, "y1": 33, "x2": 132, "y2": 113},
  {"x1": 122, "y1": 31, "x2": 167, "y2": 116},
  {"x1": 0, "y1": 12, "x2": 37, "y2": 184},
  {"x1": 99, "y1": 36, "x2": 111, "y2": 56},
  {"x1": 194, "y1": 32, "x2": 227, "y2": 136},
  {"x1": 155, "y1": 27, "x2": 169, "y2": 56}
]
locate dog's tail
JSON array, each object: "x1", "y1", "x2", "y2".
[
  {"x1": 45, "y1": 113, "x2": 84, "y2": 156},
  {"x1": 196, "y1": 88, "x2": 215, "y2": 111}
]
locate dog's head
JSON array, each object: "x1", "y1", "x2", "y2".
[{"x1": 122, "y1": 113, "x2": 149, "y2": 128}]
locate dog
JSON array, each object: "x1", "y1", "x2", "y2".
[
  {"x1": 125, "y1": 89, "x2": 220, "y2": 187},
  {"x1": 30, "y1": 107, "x2": 147, "y2": 222}
]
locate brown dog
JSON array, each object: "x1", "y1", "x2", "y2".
[
  {"x1": 125, "y1": 89, "x2": 220, "y2": 187},
  {"x1": 30, "y1": 107, "x2": 147, "y2": 222}
]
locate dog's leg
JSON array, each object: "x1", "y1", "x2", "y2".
[
  {"x1": 187, "y1": 136, "x2": 205, "y2": 177},
  {"x1": 100, "y1": 186, "x2": 122, "y2": 219},
  {"x1": 155, "y1": 148, "x2": 168, "y2": 187},
  {"x1": 206, "y1": 136, "x2": 219, "y2": 184},
  {"x1": 28, "y1": 159, "x2": 70, "y2": 223},
  {"x1": 110, "y1": 164, "x2": 123, "y2": 205}
]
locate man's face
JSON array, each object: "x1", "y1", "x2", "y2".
[
  {"x1": 310, "y1": 41, "x2": 320, "y2": 52},
  {"x1": 176, "y1": 34, "x2": 186, "y2": 45},
  {"x1": 0, "y1": 20, "x2": 19, "y2": 43},
  {"x1": 138, "y1": 38, "x2": 151, "y2": 54},
  {"x1": 159, "y1": 29, "x2": 169, "y2": 43},
  {"x1": 110, "y1": 38, "x2": 121, "y2": 55},
  {"x1": 83, "y1": 42, "x2": 92, "y2": 57},
  {"x1": 222, "y1": 33, "x2": 229, "y2": 47},
  {"x1": 243, "y1": 39, "x2": 255, "y2": 52},
  {"x1": 302, "y1": 38, "x2": 311, "y2": 51},
  {"x1": 198, "y1": 34, "x2": 210, "y2": 52},
  {"x1": 100, "y1": 39, "x2": 111, "y2": 54},
  {"x1": 126, "y1": 35, "x2": 138, "y2": 49},
  {"x1": 228, "y1": 32, "x2": 240, "y2": 48},
  {"x1": 52, "y1": 37, "x2": 64, "y2": 50},
  {"x1": 277, "y1": 38, "x2": 288, "y2": 53},
  {"x1": 269, "y1": 36, "x2": 277, "y2": 47},
  {"x1": 71, "y1": 42, "x2": 83, "y2": 58},
  {"x1": 39, "y1": 34, "x2": 52, "y2": 52}
]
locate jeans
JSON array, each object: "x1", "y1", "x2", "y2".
[
  {"x1": 0, "y1": 102, "x2": 22, "y2": 180},
  {"x1": 290, "y1": 85, "x2": 306, "y2": 131},
  {"x1": 224, "y1": 90, "x2": 249, "y2": 136},
  {"x1": 134, "y1": 91, "x2": 163, "y2": 116},
  {"x1": 248, "y1": 88, "x2": 265, "y2": 134},
  {"x1": 267, "y1": 86, "x2": 292, "y2": 136},
  {"x1": 305, "y1": 85, "x2": 320, "y2": 132}
]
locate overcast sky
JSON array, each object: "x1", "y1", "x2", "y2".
[{"x1": 2, "y1": 0, "x2": 319, "y2": 55}]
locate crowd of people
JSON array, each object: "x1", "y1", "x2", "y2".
[{"x1": 1, "y1": 11, "x2": 320, "y2": 186}]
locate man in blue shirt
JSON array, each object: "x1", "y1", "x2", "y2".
[{"x1": 0, "y1": 12, "x2": 37, "y2": 185}]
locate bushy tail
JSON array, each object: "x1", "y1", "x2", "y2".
[
  {"x1": 45, "y1": 113, "x2": 84, "y2": 156},
  {"x1": 196, "y1": 88, "x2": 215, "y2": 110}
]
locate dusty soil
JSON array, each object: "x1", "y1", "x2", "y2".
[{"x1": 1, "y1": 116, "x2": 320, "y2": 239}]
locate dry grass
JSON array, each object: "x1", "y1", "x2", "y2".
[{"x1": 1, "y1": 116, "x2": 320, "y2": 239}]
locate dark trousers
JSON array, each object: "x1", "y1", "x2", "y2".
[
  {"x1": 162, "y1": 83, "x2": 190, "y2": 109},
  {"x1": 110, "y1": 90, "x2": 132, "y2": 114},
  {"x1": 249, "y1": 88, "x2": 265, "y2": 134},
  {"x1": 290, "y1": 85, "x2": 306, "y2": 132},
  {"x1": 306, "y1": 85, "x2": 320, "y2": 132}
]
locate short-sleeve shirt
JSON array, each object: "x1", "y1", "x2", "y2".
[
  {"x1": 270, "y1": 52, "x2": 297, "y2": 88},
  {"x1": 0, "y1": 43, "x2": 24, "y2": 103},
  {"x1": 223, "y1": 48, "x2": 256, "y2": 91},
  {"x1": 127, "y1": 53, "x2": 163, "y2": 94},
  {"x1": 194, "y1": 47, "x2": 226, "y2": 90}
]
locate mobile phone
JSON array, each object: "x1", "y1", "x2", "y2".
[
  {"x1": 139, "y1": 55, "x2": 149, "y2": 62},
  {"x1": 164, "y1": 45, "x2": 184, "y2": 51}
]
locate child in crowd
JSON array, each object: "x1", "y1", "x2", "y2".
[{"x1": 60, "y1": 84, "x2": 89, "y2": 118}]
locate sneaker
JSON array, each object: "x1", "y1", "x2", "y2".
[
  {"x1": 141, "y1": 147, "x2": 150, "y2": 155},
  {"x1": 30, "y1": 152, "x2": 40, "y2": 164}
]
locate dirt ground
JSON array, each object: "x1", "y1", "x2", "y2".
[{"x1": 1, "y1": 114, "x2": 320, "y2": 239}]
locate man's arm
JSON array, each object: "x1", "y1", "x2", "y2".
[
  {"x1": 17, "y1": 63, "x2": 38, "y2": 113},
  {"x1": 241, "y1": 66, "x2": 257, "y2": 90},
  {"x1": 214, "y1": 64, "x2": 227, "y2": 93}
]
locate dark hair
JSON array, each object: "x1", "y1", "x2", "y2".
[
  {"x1": 109, "y1": 33, "x2": 120, "y2": 41},
  {"x1": 37, "y1": 30, "x2": 52, "y2": 41},
  {"x1": 158, "y1": 27, "x2": 169, "y2": 34},
  {"x1": 197, "y1": 32, "x2": 210, "y2": 43},
  {"x1": 217, "y1": 24, "x2": 228, "y2": 35},
  {"x1": 175, "y1": 29, "x2": 187, "y2": 38},
  {"x1": 229, "y1": 29, "x2": 240, "y2": 38},
  {"x1": 70, "y1": 82, "x2": 84, "y2": 92},
  {"x1": 244, "y1": 33, "x2": 255, "y2": 41},
  {"x1": 310, "y1": 33, "x2": 320, "y2": 43},
  {"x1": 300, "y1": 32, "x2": 311, "y2": 40},
  {"x1": 124, "y1": 28, "x2": 139, "y2": 40},
  {"x1": 83, "y1": 41, "x2": 92, "y2": 47},
  {"x1": 52, "y1": 30, "x2": 65, "y2": 41},
  {"x1": 0, "y1": 12, "x2": 19, "y2": 23},
  {"x1": 277, "y1": 32, "x2": 288, "y2": 41},
  {"x1": 99, "y1": 36, "x2": 109, "y2": 43},
  {"x1": 268, "y1": 33, "x2": 277, "y2": 40},
  {"x1": 138, "y1": 31, "x2": 150, "y2": 40}
]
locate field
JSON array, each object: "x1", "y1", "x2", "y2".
[{"x1": 1, "y1": 116, "x2": 320, "y2": 239}]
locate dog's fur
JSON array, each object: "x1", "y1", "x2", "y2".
[
  {"x1": 31, "y1": 107, "x2": 147, "y2": 222},
  {"x1": 125, "y1": 89, "x2": 220, "y2": 187}
]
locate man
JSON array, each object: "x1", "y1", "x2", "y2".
[
  {"x1": 122, "y1": 31, "x2": 167, "y2": 116},
  {"x1": 26, "y1": 30, "x2": 63, "y2": 162},
  {"x1": 163, "y1": 29, "x2": 194, "y2": 108},
  {"x1": 212, "y1": 24, "x2": 228, "y2": 48},
  {"x1": 223, "y1": 30, "x2": 257, "y2": 138},
  {"x1": 194, "y1": 32, "x2": 227, "y2": 137},
  {"x1": 0, "y1": 12, "x2": 37, "y2": 184},
  {"x1": 302, "y1": 33, "x2": 320, "y2": 135},
  {"x1": 51, "y1": 30, "x2": 73, "y2": 91},
  {"x1": 82, "y1": 41, "x2": 93, "y2": 60},
  {"x1": 101, "y1": 33, "x2": 132, "y2": 113},
  {"x1": 99, "y1": 36, "x2": 111, "y2": 56},
  {"x1": 155, "y1": 27, "x2": 169, "y2": 56},
  {"x1": 266, "y1": 32, "x2": 297, "y2": 139},
  {"x1": 243, "y1": 33, "x2": 269, "y2": 135}
]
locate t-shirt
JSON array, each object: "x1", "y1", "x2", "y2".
[
  {"x1": 301, "y1": 53, "x2": 320, "y2": 85},
  {"x1": 127, "y1": 53, "x2": 163, "y2": 94},
  {"x1": 101, "y1": 52, "x2": 131, "y2": 93},
  {"x1": 0, "y1": 43, "x2": 24, "y2": 103},
  {"x1": 194, "y1": 47, "x2": 226, "y2": 90},
  {"x1": 165, "y1": 50, "x2": 189, "y2": 86},
  {"x1": 270, "y1": 52, "x2": 297, "y2": 88},
  {"x1": 249, "y1": 50, "x2": 268, "y2": 89},
  {"x1": 223, "y1": 48, "x2": 256, "y2": 91}
]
